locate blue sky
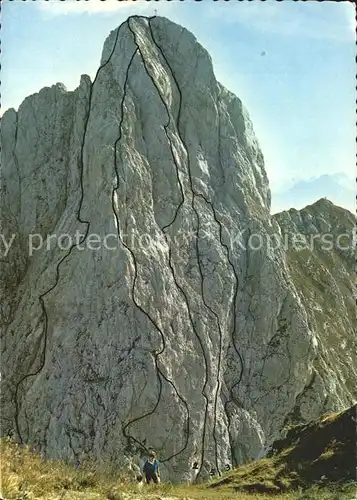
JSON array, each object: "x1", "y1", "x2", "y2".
[{"x1": 2, "y1": 0, "x2": 356, "y2": 214}]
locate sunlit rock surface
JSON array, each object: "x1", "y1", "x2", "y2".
[{"x1": 1, "y1": 16, "x2": 355, "y2": 482}]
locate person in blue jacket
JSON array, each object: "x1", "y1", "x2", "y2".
[{"x1": 142, "y1": 450, "x2": 160, "y2": 484}]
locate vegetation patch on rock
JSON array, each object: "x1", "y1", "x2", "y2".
[{"x1": 209, "y1": 404, "x2": 357, "y2": 494}]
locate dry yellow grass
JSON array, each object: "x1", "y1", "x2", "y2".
[{"x1": 0, "y1": 438, "x2": 355, "y2": 500}]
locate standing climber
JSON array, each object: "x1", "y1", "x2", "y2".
[{"x1": 142, "y1": 450, "x2": 160, "y2": 484}]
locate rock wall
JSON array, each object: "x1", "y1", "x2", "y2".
[{"x1": 1, "y1": 16, "x2": 355, "y2": 482}]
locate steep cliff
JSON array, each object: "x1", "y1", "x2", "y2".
[{"x1": 1, "y1": 16, "x2": 355, "y2": 483}]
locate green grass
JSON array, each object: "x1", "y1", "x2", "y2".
[{"x1": 1, "y1": 437, "x2": 356, "y2": 500}]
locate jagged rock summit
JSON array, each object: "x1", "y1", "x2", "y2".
[{"x1": 1, "y1": 16, "x2": 355, "y2": 483}]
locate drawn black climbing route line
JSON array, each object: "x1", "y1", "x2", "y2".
[
  {"x1": 146, "y1": 17, "x2": 216, "y2": 477},
  {"x1": 148, "y1": 17, "x2": 245, "y2": 473},
  {"x1": 212, "y1": 122, "x2": 246, "y2": 460},
  {"x1": 11, "y1": 13, "x2": 243, "y2": 477},
  {"x1": 193, "y1": 195, "x2": 224, "y2": 476},
  {"x1": 110, "y1": 17, "x2": 190, "y2": 464},
  {"x1": 13, "y1": 23, "x2": 123, "y2": 444},
  {"x1": 110, "y1": 42, "x2": 159, "y2": 457},
  {"x1": 197, "y1": 193, "x2": 243, "y2": 466},
  {"x1": 125, "y1": 17, "x2": 184, "y2": 235},
  {"x1": 128, "y1": 17, "x2": 228, "y2": 470}
]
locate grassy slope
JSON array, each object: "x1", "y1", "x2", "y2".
[
  {"x1": 1, "y1": 406, "x2": 356, "y2": 500},
  {"x1": 210, "y1": 404, "x2": 356, "y2": 495}
]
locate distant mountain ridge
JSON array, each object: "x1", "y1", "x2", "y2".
[{"x1": 271, "y1": 173, "x2": 355, "y2": 214}]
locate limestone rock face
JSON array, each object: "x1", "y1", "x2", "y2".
[{"x1": 1, "y1": 16, "x2": 355, "y2": 482}]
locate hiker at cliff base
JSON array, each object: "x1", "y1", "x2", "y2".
[{"x1": 142, "y1": 450, "x2": 160, "y2": 484}]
